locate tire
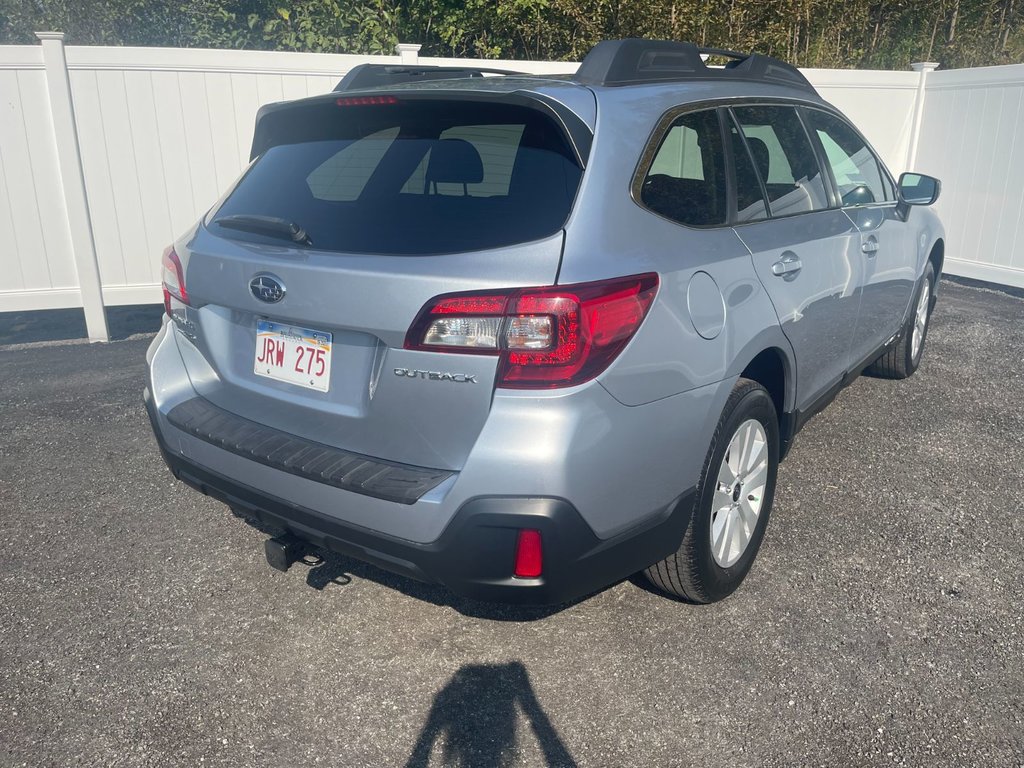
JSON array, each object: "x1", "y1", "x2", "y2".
[
  {"x1": 644, "y1": 378, "x2": 780, "y2": 603},
  {"x1": 865, "y1": 262, "x2": 935, "y2": 380}
]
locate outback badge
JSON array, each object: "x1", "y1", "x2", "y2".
[{"x1": 394, "y1": 368, "x2": 477, "y2": 383}]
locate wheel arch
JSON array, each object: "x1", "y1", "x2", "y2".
[
  {"x1": 741, "y1": 348, "x2": 790, "y2": 413},
  {"x1": 928, "y1": 238, "x2": 945, "y2": 280},
  {"x1": 732, "y1": 339, "x2": 797, "y2": 459}
]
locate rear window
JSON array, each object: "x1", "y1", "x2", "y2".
[{"x1": 208, "y1": 100, "x2": 584, "y2": 255}]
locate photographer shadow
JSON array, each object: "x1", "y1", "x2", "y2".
[{"x1": 405, "y1": 662, "x2": 577, "y2": 768}]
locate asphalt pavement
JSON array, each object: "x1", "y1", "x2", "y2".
[{"x1": 1, "y1": 279, "x2": 1021, "y2": 767}]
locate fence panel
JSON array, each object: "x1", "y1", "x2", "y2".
[
  {"x1": 1, "y1": 40, "x2": 1021, "y2": 324},
  {"x1": 802, "y1": 68, "x2": 920, "y2": 174},
  {"x1": 61, "y1": 46, "x2": 399, "y2": 306},
  {"x1": 916, "y1": 65, "x2": 1024, "y2": 287},
  {"x1": 0, "y1": 45, "x2": 80, "y2": 311}
]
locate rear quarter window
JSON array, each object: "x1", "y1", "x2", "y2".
[{"x1": 638, "y1": 109, "x2": 727, "y2": 227}]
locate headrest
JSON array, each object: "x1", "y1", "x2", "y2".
[{"x1": 426, "y1": 138, "x2": 484, "y2": 185}]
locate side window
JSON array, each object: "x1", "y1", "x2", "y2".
[
  {"x1": 306, "y1": 127, "x2": 399, "y2": 201},
  {"x1": 639, "y1": 109, "x2": 727, "y2": 227},
  {"x1": 725, "y1": 113, "x2": 769, "y2": 222},
  {"x1": 731, "y1": 105, "x2": 830, "y2": 217},
  {"x1": 804, "y1": 110, "x2": 889, "y2": 206}
]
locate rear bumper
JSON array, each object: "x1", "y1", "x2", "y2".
[{"x1": 145, "y1": 388, "x2": 695, "y2": 605}]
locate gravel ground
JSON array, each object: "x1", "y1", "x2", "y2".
[{"x1": 1, "y1": 279, "x2": 1022, "y2": 767}]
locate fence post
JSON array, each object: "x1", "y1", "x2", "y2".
[
  {"x1": 396, "y1": 43, "x2": 421, "y2": 65},
  {"x1": 906, "y1": 61, "x2": 939, "y2": 174},
  {"x1": 35, "y1": 31, "x2": 109, "y2": 342}
]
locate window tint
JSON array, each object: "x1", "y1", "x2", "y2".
[
  {"x1": 306, "y1": 127, "x2": 399, "y2": 201},
  {"x1": 804, "y1": 110, "x2": 889, "y2": 206},
  {"x1": 731, "y1": 105, "x2": 829, "y2": 217},
  {"x1": 401, "y1": 124, "x2": 525, "y2": 197},
  {"x1": 726, "y1": 115, "x2": 769, "y2": 222},
  {"x1": 208, "y1": 100, "x2": 583, "y2": 255},
  {"x1": 640, "y1": 109, "x2": 727, "y2": 227}
]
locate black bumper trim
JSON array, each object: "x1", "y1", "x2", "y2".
[
  {"x1": 146, "y1": 389, "x2": 696, "y2": 605},
  {"x1": 165, "y1": 396, "x2": 452, "y2": 505}
]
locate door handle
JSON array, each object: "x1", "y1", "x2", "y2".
[
  {"x1": 861, "y1": 240, "x2": 879, "y2": 256},
  {"x1": 771, "y1": 253, "x2": 802, "y2": 278}
]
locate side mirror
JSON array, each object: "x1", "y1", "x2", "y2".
[
  {"x1": 898, "y1": 172, "x2": 941, "y2": 206},
  {"x1": 896, "y1": 172, "x2": 940, "y2": 220}
]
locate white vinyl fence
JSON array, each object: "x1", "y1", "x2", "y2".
[{"x1": 0, "y1": 35, "x2": 1021, "y2": 341}]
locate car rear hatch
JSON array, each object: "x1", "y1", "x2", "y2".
[{"x1": 167, "y1": 91, "x2": 588, "y2": 475}]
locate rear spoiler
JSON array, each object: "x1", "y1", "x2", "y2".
[
  {"x1": 249, "y1": 64, "x2": 529, "y2": 162},
  {"x1": 248, "y1": 90, "x2": 593, "y2": 167},
  {"x1": 334, "y1": 63, "x2": 525, "y2": 92}
]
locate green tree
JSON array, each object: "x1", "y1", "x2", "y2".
[{"x1": 0, "y1": 0, "x2": 1020, "y2": 67}]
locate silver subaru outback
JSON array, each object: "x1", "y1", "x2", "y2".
[{"x1": 144, "y1": 39, "x2": 945, "y2": 605}]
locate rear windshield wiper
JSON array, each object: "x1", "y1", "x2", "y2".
[{"x1": 213, "y1": 214, "x2": 312, "y2": 246}]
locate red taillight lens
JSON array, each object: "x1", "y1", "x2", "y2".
[
  {"x1": 404, "y1": 274, "x2": 659, "y2": 389},
  {"x1": 502, "y1": 278, "x2": 659, "y2": 388},
  {"x1": 160, "y1": 245, "x2": 188, "y2": 316},
  {"x1": 513, "y1": 529, "x2": 543, "y2": 579}
]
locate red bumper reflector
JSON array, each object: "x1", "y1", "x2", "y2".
[{"x1": 514, "y1": 529, "x2": 543, "y2": 578}]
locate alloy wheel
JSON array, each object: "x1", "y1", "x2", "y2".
[
  {"x1": 710, "y1": 418, "x2": 769, "y2": 568},
  {"x1": 911, "y1": 280, "x2": 930, "y2": 361}
]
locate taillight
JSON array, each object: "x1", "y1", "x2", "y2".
[
  {"x1": 161, "y1": 245, "x2": 188, "y2": 316},
  {"x1": 405, "y1": 273, "x2": 659, "y2": 389}
]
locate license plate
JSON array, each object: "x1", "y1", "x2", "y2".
[{"x1": 254, "y1": 320, "x2": 332, "y2": 392}]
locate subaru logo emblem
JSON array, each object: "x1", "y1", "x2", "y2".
[{"x1": 249, "y1": 273, "x2": 285, "y2": 304}]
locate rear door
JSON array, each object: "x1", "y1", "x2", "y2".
[
  {"x1": 728, "y1": 104, "x2": 862, "y2": 411},
  {"x1": 803, "y1": 107, "x2": 916, "y2": 365},
  {"x1": 174, "y1": 96, "x2": 586, "y2": 472}
]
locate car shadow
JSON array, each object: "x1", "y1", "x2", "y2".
[
  {"x1": 404, "y1": 662, "x2": 578, "y2": 768},
  {"x1": 230, "y1": 507, "x2": 596, "y2": 621}
]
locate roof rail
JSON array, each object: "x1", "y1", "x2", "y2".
[
  {"x1": 573, "y1": 39, "x2": 815, "y2": 93},
  {"x1": 335, "y1": 63, "x2": 526, "y2": 92}
]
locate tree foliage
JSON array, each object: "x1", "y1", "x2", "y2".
[{"x1": 1, "y1": 0, "x2": 1020, "y2": 68}]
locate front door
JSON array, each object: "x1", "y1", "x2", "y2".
[{"x1": 803, "y1": 108, "x2": 917, "y2": 366}]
